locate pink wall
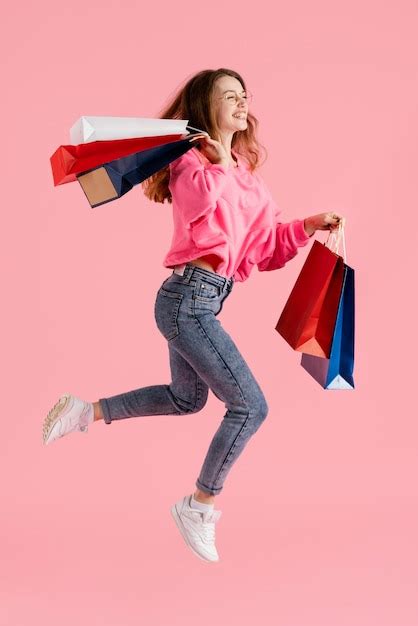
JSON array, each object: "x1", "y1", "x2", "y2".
[{"x1": 2, "y1": 0, "x2": 417, "y2": 624}]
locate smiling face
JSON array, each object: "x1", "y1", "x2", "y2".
[{"x1": 211, "y1": 74, "x2": 249, "y2": 135}]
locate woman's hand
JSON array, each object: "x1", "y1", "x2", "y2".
[
  {"x1": 303, "y1": 212, "x2": 345, "y2": 236},
  {"x1": 189, "y1": 133, "x2": 230, "y2": 166}
]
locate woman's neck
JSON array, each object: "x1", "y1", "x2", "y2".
[{"x1": 218, "y1": 132, "x2": 238, "y2": 167}]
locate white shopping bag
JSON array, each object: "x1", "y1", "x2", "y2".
[{"x1": 70, "y1": 116, "x2": 191, "y2": 144}]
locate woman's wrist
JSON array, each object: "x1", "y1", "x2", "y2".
[{"x1": 303, "y1": 217, "x2": 316, "y2": 237}]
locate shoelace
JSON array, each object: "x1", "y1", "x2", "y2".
[
  {"x1": 201, "y1": 524, "x2": 215, "y2": 544},
  {"x1": 185, "y1": 509, "x2": 219, "y2": 543}
]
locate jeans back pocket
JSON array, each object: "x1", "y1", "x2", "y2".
[{"x1": 154, "y1": 287, "x2": 183, "y2": 341}]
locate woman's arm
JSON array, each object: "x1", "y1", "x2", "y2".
[
  {"x1": 257, "y1": 219, "x2": 311, "y2": 272},
  {"x1": 169, "y1": 148, "x2": 232, "y2": 227},
  {"x1": 257, "y1": 213, "x2": 344, "y2": 272}
]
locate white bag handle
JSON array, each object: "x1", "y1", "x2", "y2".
[
  {"x1": 186, "y1": 125, "x2": 209, "y2": 136},
  {"x1": 325, "y1": 218, "x2": 347, "y2": 263}
]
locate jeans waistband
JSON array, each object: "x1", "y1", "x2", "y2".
[{"x1": 172, "y1": 263, "x2": 234, "y2": 292}]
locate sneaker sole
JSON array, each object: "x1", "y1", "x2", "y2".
[
  {"x1": 170, "y1": 503, "x2": 219, "y2": 563},
  {"x1": 43, "y1": 393, "x2": 74, "y2": 445}
]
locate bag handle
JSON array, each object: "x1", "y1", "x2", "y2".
[
  {"x1": 325, "y1": 218, "x2": 347, "y2": 262},
  {"x1": 186, "y1": 125, "x2": 209, "y2": 136}
]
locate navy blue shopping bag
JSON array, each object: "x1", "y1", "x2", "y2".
[
  {"x1": 300, "y1": 263, "x2": 355, "y2": 389},
  {"x1": 76, "y1": 130, "x2": 202, "y2": 208}
]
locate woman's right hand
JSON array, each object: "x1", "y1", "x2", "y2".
[
  {"x1": 303, "y1": 212, "x2": 345, "y2": 236},
  {"x1": 189, "y1": 133, "x2": 229, "y2": 166}
]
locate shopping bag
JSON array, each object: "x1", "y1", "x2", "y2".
[
  {"x1": 50, "y1": 133, "x2": 185, "y2": 186},
  {"x1": 76, "y1": 134, "x2": 199, "y2": 208},
  {"x1": 70, "y1": 116, "x2": 189, "y2": 144},
  {"x1": 275, "y1": 239, "x2": 345, "y2": 357},
  {"x1": 301, "y1": 262, "x2": 355, "y2": 389}
]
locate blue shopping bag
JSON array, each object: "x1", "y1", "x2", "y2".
[{"x1": 301, "y1": 262, "x2": 355, "y2": 389}]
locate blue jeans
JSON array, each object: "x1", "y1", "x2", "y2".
[{"x1": 99, "y1": 263, "x2": 269, "y2": 496}]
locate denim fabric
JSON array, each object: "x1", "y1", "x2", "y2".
[{"x1": 99, "y1": 262, "x2": 268, "y2": 496}]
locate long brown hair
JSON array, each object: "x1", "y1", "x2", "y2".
[{"x1": 141, "y1": 68, "x2": 267, "y2": 204}]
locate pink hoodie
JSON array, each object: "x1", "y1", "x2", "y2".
[{"x1": 163, "y1": 146, "x2": 312, "y2": 282}]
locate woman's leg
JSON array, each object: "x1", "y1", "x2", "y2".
[
  {"x1": 96, "y1": 344, "x2": 209, "y2": 424},
  {"x1": 176, "y1": 317, "x2": 268, "y2": 497},
  {"x1": 151, "y1": 270, "x2": 268, "y2": 498},
  {"x1": 93, "y1": 345, "x2": 215, "y2": 505},
  {"x1": 96, "y1": 269, "x2": 268, "y2": 500}
]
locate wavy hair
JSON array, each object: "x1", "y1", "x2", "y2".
[{"x1": 141, "y1": 68, "x2": 267, "y2": 204}]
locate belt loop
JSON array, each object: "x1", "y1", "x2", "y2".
[
  {"x1": 182, "y1": 263, "x2": 193, "y2": 284},
  {"x1": 222, "y1": 278, "x2": 230, "y2": 293}
]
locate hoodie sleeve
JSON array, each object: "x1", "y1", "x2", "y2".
[
  {"x1": 169, "y1": 147, "x2": 233, "y2": 228},
  {"x1": 256, "y1": 178, "x2": 312, "y2": 272},
  {"x1": 257, "y1": 219, "x2": 312, "y2": 272}
]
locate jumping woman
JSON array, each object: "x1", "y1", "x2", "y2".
[{"x1": 43, "y1": 68, "x2": 343, "y2": 563}]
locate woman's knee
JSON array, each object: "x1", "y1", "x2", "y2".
[
  {"x1": 249, "y1": 391, "x2": 269, "y2": 431},
  {"x1": 225, "y1": 388, "x2": 268, "y2": 428},
  {"x1": 190, "y1": 387, "x2": 209, "y2": 413},
  {"x1": 173, "y1": 386, "x2": 209, "y2": 414}
]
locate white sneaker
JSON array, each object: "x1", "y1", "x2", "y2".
[
  {"x1": 43, "y1": 393, "x2": 94, "y2": 445},
  {"x1": 170, "y1": 494, "x2": 222, "y2": 562}
]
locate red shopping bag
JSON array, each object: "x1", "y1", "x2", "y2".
[
  {"x1": 50, "y1": 134, "x2": 184, "y2": 186},
  {"x1": 275, "y1": 240, "x2": 345, "y2": 358}
]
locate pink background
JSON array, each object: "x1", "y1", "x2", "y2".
[{"x1": 2, "y1": 0, "x2": 417, "y2": 624}]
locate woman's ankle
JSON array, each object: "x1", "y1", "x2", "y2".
[
  {"x1": 193, "y1": 488, "x2": 215, "y2": 505},
  {"x1": 93, "y1": 401, "x2": 104, "y2": 421}
]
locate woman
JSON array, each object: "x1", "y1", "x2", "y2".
[{"x1": 42, "y1": 68, "x2": 343, "y2": 563}]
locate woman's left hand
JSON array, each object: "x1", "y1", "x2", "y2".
[{"x1": 303, "y1": 212, "x2": 344, "y2": 236}]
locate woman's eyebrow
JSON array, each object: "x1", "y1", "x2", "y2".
[{"x1": 222, "y1": 89, "x2": 246, "y2": 95}]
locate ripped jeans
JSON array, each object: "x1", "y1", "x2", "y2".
[{"x1": 99, "y1": 262, "x2": 269, "y2": 496}]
